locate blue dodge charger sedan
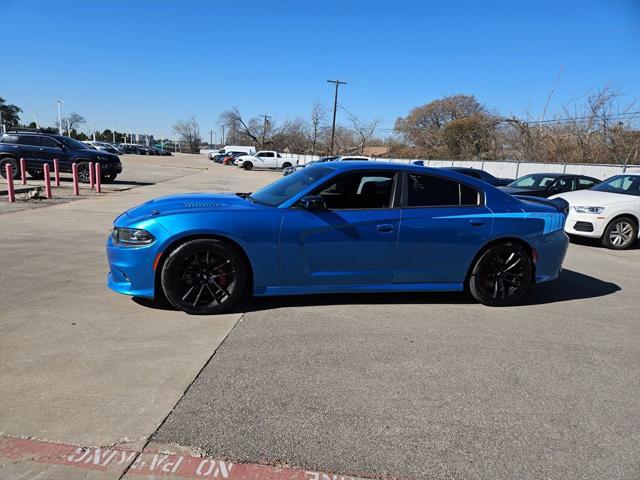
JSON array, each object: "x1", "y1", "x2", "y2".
[{"x1": 106, "y1": 162, "x2": 569, "y2": 313}]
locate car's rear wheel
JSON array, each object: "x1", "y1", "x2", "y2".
[
  {"x1": 76, "y1": 162, "x2": 91, "y2": 183},
  {"x1": 602, "y1": 217, "x2": 637, "y2": 250},
  {"x1": 0, "y1": 157, "x2": 20, "y2": 179},
  {"x1": 468, "y1": 242, "x2": 532, "y2": 306},
  {"x1": 243, "y1": 161, "x2": 253, "y2": 171},
  {"x1": 161, "y1": 239, "x2": 247, "y2": 314}
]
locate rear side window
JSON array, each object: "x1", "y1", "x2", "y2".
[
  {"x1": 407, "y1": 173, "x2": 480, "y2": 207},
  {"x1": 579, "y1": 178, "x2": 596, "y2": 187},
  {"x1": 1, "y1": 135, "x2": 19, "y2": 143},
  {"x1": 18, "y1": 136, "x2": 40, "y2": 146}
]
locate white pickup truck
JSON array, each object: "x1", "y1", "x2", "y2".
[{"x1": 235, "y1": 151, "x2": 295, "y2": 170}]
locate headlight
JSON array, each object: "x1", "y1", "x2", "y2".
[
  {"x1": 112, "y1": 227, "x2": 155, "y2": 245},
  {"x1": 573, "y1": 206, "x2": 604, "y2": 214}
]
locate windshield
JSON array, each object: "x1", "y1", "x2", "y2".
[
  {"x1": 250, "y1": 165, "x2": 333, "y2": 207},
  {"x1": 591, "y1": 175, "x2": 640, "y2": 196},
  {"x1": 509, "y1": 174, "x2": 558, "y2": 189},
  {"x1": 61, "y1": 137, "x2": 91, "y2": 150}
]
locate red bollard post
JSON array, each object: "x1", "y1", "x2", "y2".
[
  {"x1": 95, "y1": 163, "x2": 102, "y2": 194},
  {"x1": 20, "y1": 158, "x2": 27, "y2": 185},
  {"x1": 5, "y1": 164, "x2": 16, "y2": 203},
  {"x1": 43, "y1": 164, "x2": 52, "y2": 199},
  {"x1": 53, "y1": 158, "x2": 60, "y2": 187},
  {"x1": 89, "y1": 162, "x2": 95, "y2": 189},
  {"x1": 72, "y1": 163, "x2": 79, "y2": 195}
]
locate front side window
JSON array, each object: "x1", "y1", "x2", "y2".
[
  {"x1": 579, "y1": 178, "x2": 597, "y2": 187},
  {"x1": 41, "y1": 137, "x2": 61, "y2": 148},
  {"x1": 552, "y1": 177, "x2": 575, "y2": 192},
  {"x1": 314, "y1": 171, "x2": 395, "y2": 209},
  {"x1": 258, "y1": 152, "x2": 274, "y2": 158},
  {"x1": 407, "y1": 173, "x2": 480, "y2": 207}
]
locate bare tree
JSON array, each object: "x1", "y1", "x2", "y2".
[
  {"x1": 219, "y1": 108, "x2": 259, "y2": 145},
  {"x1": 173, "y1": 115, "x2": 201, "y2": 153},
  {"x1": 310, "y1": 101, "x2": 326, "y2": 155},
  {"x1": 56, "y1": 112, "x2": 85, "y2": 132},
  {"x1": 350, "y1": 118, "x2": 380, "y2": 154}
]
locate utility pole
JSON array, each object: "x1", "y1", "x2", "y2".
[
  {"x1": 327, "y1": 79, "x2": 347, "y2": 154},
  {"x1": 259, "y1": 114, "x2": 271, "y2": 148},
  {"x1": 221, "y1": 124, "x2": 225, "y2": 145},
  {"x1": 209, "y1": 129, "x2": 214, "y2": 148},
  {"x1": 55, "y1": 100, "x2": 64, "y2": 135}
]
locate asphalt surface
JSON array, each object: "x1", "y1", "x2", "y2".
[
  {"x1": 154, "y1": 236, "x2": 639, "y2": 479},
  {"x1": 1, "y1": 155, "x2": 638, "y2": 479}
]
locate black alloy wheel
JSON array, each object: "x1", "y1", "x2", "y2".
[
  {"x1": 0, "y1": 158, "x2": 20, "y2": 179},
  {"x1": 469, "y1": 242, "x2": 532, "y2": 306},
  {"x1": 161, "y1": 239, "x2": 247, "y2": 314},
  {"x1": 76, "y1": 162, "x2": 91, "y2": 183},
  {"x1": 243, "y1": 161, "x2": 253, "y2": 170}
]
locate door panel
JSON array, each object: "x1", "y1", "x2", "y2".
[
  {"x1": 395, "y1": 206, "x2": 493, "y2": 284},
  {"x1": 280, "y1": 209, "x2": 400, "y2": 286}
]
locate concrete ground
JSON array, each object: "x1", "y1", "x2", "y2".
[{"x1": 1, "y1": 154, "x2": 638, "y2": 479}]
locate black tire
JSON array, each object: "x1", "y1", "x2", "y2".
[
  {"x1": 243, "y1": 161, "x2": 253, "y2": 171},
  {"x1": 281, "y1": 162, "x2": 292, "y2": 170},
  {"x1": 0, "y1": 157, "x2": 20, "y2": 179},
  {"x1": 27, "y1": 167, "x2": 44, "y2": 179},
  {"x1": 161, "y1": 239, "x2": 248, "y2": 314},
  {"x1": 468, "y1": 242, "x2": 532, "y2": 307},
  {"x1": 76, "y1": 162, "x2": 91, "y2": 183},
  {"x1": 601, "y1": 216, "x2": 638, "y2": 250}
]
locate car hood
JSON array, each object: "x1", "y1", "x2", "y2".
[
  {"x1": 125, "y1": 193, "x2": 258, "y2": 220},
  {"x1": 550, "y1": 189, "x2": 640, "y2": 206}
]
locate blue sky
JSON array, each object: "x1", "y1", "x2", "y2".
[{"x1": 1, "y1": 0, "x2": 639, "y2": 140}]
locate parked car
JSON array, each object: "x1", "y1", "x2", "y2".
[
  {"x1": 84, "y1": 141, "x2": 120, "y2": 155},
  {"x1": 208, "y1": 145, "x2": 256, "y2": 160},
  {"x1": 106, "y1": 162, "x2": 569, "y2": 314},
  {"x1": 0, "y1": 130, "x2": 122, "y2": 182},
  {"x1": 235, "y1": 151, "x2": 295, "y2": 170},
  {"x1": 550, "y1": 173, "x2": 640, "y2": 249},
  {"x1": 500, "y1": 173, "x2": 600, "y2": 198},
  {"x1": 441, "y1": 167, "x2": 513, "y2": 186},
  {"x1": 283, "y1": 156, "x2": 340, "y2": 176}
]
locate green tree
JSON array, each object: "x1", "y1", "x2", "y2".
[{"x1": 1, "y1": 97, "x2": 22, "y2": 129}]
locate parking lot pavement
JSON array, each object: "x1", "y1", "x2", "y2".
[
  {"x1": 1, "y1": 158, "x2": 639, "y2": 479},
  {"x1": 154, "y1": 245, "x2": 639, "y2": 479}
]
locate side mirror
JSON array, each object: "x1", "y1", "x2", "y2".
[
  {"x1": 299, "y1": 195, "x2": 327, "y2": 211},
  {"x1": 58, "y1": 143, "x2": 67, "y2": 150}
]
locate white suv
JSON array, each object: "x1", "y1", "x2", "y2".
[{"x1": 550, "y1": 174, "x2": 640, "y2": 249}]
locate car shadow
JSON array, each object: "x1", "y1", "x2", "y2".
[
  {"x1": 132, "y1": 268, "x2": 620, "y2": 314},
  {"x1": 569, "y1": 234, "x2": 639, "y2": 250}
]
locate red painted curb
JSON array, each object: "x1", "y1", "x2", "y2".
[{"x1": 0, "y1": 436, "x2": 371, "y2": 480}]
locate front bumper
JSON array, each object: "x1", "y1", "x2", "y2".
[
  {"x1": 564, "y1": 211, "x2": 607, "y2": 239},
  {"x1": 106, "y1": 233, "x2": 158, "y2": 298},
  {"x1": 102, "y1": 163, "x2": 123, "y2": 174}
]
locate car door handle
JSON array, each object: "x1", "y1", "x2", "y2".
[
  {"x1": 377, "y1": 224, "x2": 395, "y2": 233},
  {"x1": 469, "y1": 219, "x2": 486, "y2": 226}
]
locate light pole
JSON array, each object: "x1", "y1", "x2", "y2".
[
  {"x1": 34, "y1": 114, "x2": 39, "y2": 129},
  {"x1": 112, "y1": 127, "x2": 116, "y2": 143},
  {"x1": 55, "y1": 100, "x2": 64, "y2": 135},
  {"x1": 327, "y1": 79, "x2": 347, "y2": 154},
  {"x1": 91, "y1": 121, "x2": 96, "y2": 141}
]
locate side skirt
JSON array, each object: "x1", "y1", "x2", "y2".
[{"x1": 254, "y1": 282, "x2": 464, "y2": 297}]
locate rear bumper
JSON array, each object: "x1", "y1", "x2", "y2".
[{"x1": 532, "y1": 229, "x2": 570, "y2": 283}]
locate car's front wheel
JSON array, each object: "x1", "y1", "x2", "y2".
[
  {"x1": 468, "y1": 242, "x2": 532, "y2": 306},
  {"x1": 602, "y1": 217, "x2": 637, "y2": 250},
  {"x1": 101, "y1": 171, "x2": 118, "y2": 183},
  {"x1": 76, "y1": 162, "x2": 91, "y2": 183},
  {"x1": 243, "y1": 161, "x2": 253, "y2": 171},
  {"x1": 161, "y1": 239, "x2": 248, "y2": 314}
]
